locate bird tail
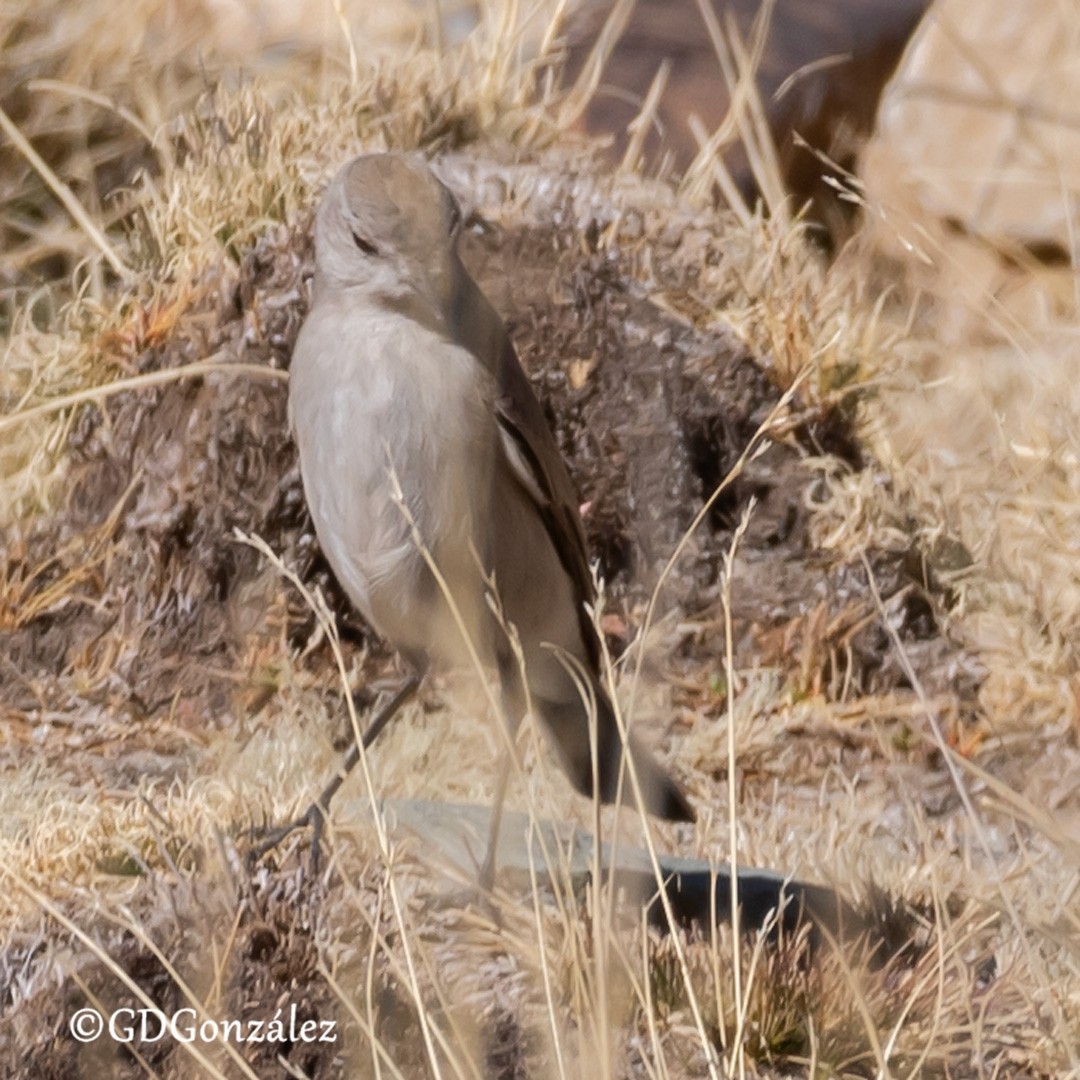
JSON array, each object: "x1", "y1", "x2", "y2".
[{"x1": 536, "y1": 683, "x2": 695, "y2": 824}]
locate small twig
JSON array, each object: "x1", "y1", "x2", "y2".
[{"x1": 0, "y1": 357, "x2": 288, "y2": 436}]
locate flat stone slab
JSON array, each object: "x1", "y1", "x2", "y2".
[{"x1": 334, "y1": 797, "x2": 861, "y2": 942}]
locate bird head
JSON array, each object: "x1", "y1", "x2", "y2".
[{"x1": 313, "y1": 153, "x2": 464, "y2": 320}]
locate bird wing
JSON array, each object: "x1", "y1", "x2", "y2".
[
  {"x1": 447, "y1": 258, "x2": 601, "y2": 668},
  {"x1": 493, "y1": 339, "x2": 602, "y2": 670}
]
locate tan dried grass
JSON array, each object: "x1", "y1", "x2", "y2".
[{"x1": 836, "y1": 0, "x2": 1080, "y2": 746}]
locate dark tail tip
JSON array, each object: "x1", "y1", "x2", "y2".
[
  {"x1": 628, "y1": 740, "x2": 696, "y2": 823},
  {"x1": 536, "y1": 691, "x2": 696, "y2": 823},
  {"x1": 660, "y1": 780, "x2": 696, "y2": 824}
]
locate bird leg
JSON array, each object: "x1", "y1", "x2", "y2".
[
  {"x1": 477, "y1": 737, "x2": 514, "y2": 892},
  {"x1": 248, "y1": 674, "x2": 421, "y2": 871},
  {"x1": 477, "y1": 658, "x2": 527, "y2": 891}
]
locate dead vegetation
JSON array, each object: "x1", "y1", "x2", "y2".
[{"x1": 1, "y1": 1, "x2": 1079, "y2": 1077}]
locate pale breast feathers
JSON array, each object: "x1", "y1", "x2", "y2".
[{"x1": 289, "y1": 300, "x2": 496, "y2": 622}]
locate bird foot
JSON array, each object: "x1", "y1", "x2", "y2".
[
  {"x1": 246, "y1": 800, "x2": 329, "y2": 875},
  {"x1": 244, "y1": 674, "x2": 422, "y2": 877}
]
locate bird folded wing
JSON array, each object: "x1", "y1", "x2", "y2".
[{"x1": 492, "y1": 338, "x2": 602, "y2": 669}]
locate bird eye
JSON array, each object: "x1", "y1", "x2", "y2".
[{"x1": 351, "y1": 230, "x2": 378, "y2": 256}]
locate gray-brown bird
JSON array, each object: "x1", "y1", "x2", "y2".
[{"x1": 287, "y1": 153, "x2": 694, "y2": 837}]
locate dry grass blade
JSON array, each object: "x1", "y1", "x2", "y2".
[
  {"x1": 5, "y1": 874, "x2": 248, "y2": 1080},
  {"x1": 720, "y1": 500, "x2": 754, "y2": 1080},
  {"x1": 0, "y1": 357, "x2": 288, "y2": 436},
  {"x1": 621, "y1": 58, "x2": 671, "y2": 176},
  {"x1": 234, "y1": 529, "x2": 453, "y2": 1078},
  {"x1": 0, "y1": 103, "x2": 131, "y2": 280},
  {"x1": 861, "y1": 551, "x2": 1080, "y2": 1075},
  {"x1": 555, "y1": 0, "x2": 637, "y2": 130}
]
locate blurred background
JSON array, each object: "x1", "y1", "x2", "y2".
[{"x1": 3, "y1": 0, "x2": 1079, "y2": 289}]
